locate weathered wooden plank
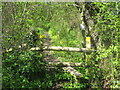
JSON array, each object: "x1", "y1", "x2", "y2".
[
  {"x1": 47, "y1": 62, "x2": 83, "y2": 67},
  {"x1": 63, "y1": 67, "x2": 83, "y2": 78}
]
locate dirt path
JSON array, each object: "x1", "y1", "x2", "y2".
[
  {"x1": 43, "y1": 32, "x2": 59, "y2": 62},
  {"x1": 42, "y1": 32, "x2": 63, "y2": 89}
]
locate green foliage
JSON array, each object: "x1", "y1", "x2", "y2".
[
  {"x1": 3, "y1": 51, "x2": 44, "y2": 88},
  {"x1": 92, "y1": 2, "x2": 120, "y2": 88},
  {"x1": 2, "y1": 2, "x2": 52, "y2": 89}
]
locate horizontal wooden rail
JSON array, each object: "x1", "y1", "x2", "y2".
[
  {"x1": 3, "y1": 46, "x2": 94, "y2": 53},
  {"x1": 47, "y1": 62, "x2": 83, "y2": 67},
  {"x1": 31, "y1": 46, "x2": 94, "y2": 52}
]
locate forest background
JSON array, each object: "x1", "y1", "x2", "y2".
[{"x1": 2, "y1": 2, "x2": 120, "y2": 89}]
